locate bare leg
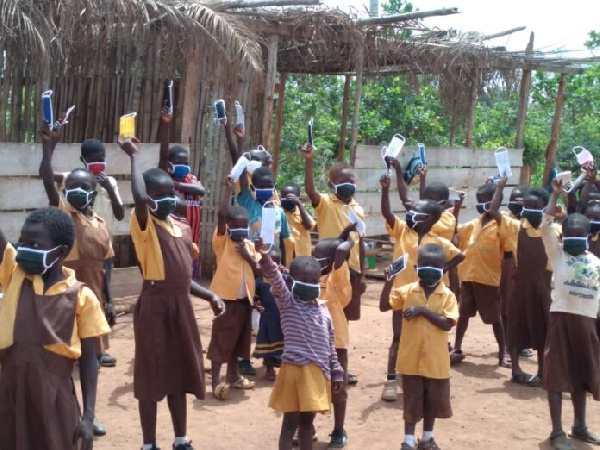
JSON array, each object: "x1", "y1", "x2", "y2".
[
  {"x1": 492, "y1": 321, "x2": 508, "y2": 364},
  {"x1": 548, "y1": 391, "x2": 563, "y2": 434},
  {"x1": 333, "y1": 348, "x2": 348, "y2": 433},
  {"x1": 211, "y1": 362, "x2": 222, "y2": 392},
  {"x1": 226, "y1": 356, "x2": 239, "y2": 383},
  {"x1": 298, "y1": 412, "x2": 316, "y2": 450},
  {"x1": 510, "y1": 349, "x2": 524, "y2": 376},
  {"x1": 453, "y1": 315, "x2": 469, "y2": 351},
  {"x1": 139, "y1": 400, "x2": 157, "y2": 445},
  {"x1": 280, "y1": 412, "x2": 300, "y2": 450},
  {"x1": 572, "y1": 388, "x2": 587, "y2": 429},
  {"x1": 167, "y1": 393, "x2": 187, "y2": 438},
  {"x1": 423, "y1": 415, "x2": 435, "y2": 435},
  {"x1": 537, "y1": 349, "x2": 544, "y2": 379}
]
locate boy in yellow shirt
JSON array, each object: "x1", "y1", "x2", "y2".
[
  {"x1": 280, "y1": 182, "x2": 316, "y2": 267},
  {"x1": 381, "y1": 244, "x2": 459, "y2": 450}
]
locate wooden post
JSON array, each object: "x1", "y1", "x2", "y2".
[
  {"x1": 465, "y1": 67, "x2": 479, "y2": 148},
  {"x1": 338, "y1": 75, "x2": 351, "y2": 161},
  {"x1": 542, "y1": 73, "x2": 568, "y2": 188},
  {"x1": 272, "y1": 72, "x2": 288, "y2": 176},
  {"x1": 261, "y1": 34, "x2": 279, "y2": 147},
  {"x1": 350, "y1": 47, "x2": 364, "y2": 167},
  {"x1": 180, "y1": 43, "x2": 202, "y2": 164},
  {"x1": 517, "y1": 32, "x2": 535, "y2": 186}
]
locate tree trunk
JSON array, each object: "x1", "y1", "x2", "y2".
[
  {"x1": 338, "y1": 75, "x2": 351, "y2": 161},
  {"x1": 350, "y1": 47, "x2": 364, "y2": 167},
  {"x1": 517, "y1": 33, "x2": 535, "y2": 186},
  {"x1": 449, "y1": 114, "x2": 456, "y2": 147},
  {"x1": 465, "y1": 67, "x2": 479, "y2": 148},
  {"x1": 261, "y1": 34, "x2": 279, "y2": 148},
  {"x1": 272, "y1": 72, "x2": 287, "y2": 176},
  {"x1": 542, "y1": 73, "x2": 568, "y2": 188}
]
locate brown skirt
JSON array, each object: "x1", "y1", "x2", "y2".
[
  {"x1": 543, "y1": 312, "x2": 600, "y2": 399},
  {"x1": 133, "y1": 280, "x2": 205, "y2": 401},
  {"x1": 207, "y1": 299, "x2": 252, "y2": 363},
  {"x1": 0, "y1": 344, "x2": 80, "y2": 450},
  {"x1": 460, "y1": 281, "x2": 501, "y2": 325}
]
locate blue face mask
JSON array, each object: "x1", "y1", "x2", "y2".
[
  {"x1": 171, "y1": 164, "x2": 191, "y2": 179},
  {"x1": 228, "y1": 226, "x2": 249, "y2": 242},
  {"x1": 417, "y1": 266, "x2": 444, "y2": 287},
  {"x1": 563, "y1": 237, "x2": 589, "y2": 256},
  {"x1": 254, "y1": 187, "x2": 274, "y2": 203}
]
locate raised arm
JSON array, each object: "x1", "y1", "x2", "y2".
[
  {"x1": 120, "y1": 138, "x2": 149, "y2": 230},
  {"x1": 541, "y1": 179, "x2": 562, "y2": 262},
  {"x1": 577, "y1": 166, "x2": 596, "y2": 213},
  {"x1": 380, "y1": 174, "x2": 395, "y2": 229},
  {"x1": 569, "y1": 170, "x2": 587, "y2": 214},
  {"x1": 157, "y1": 108, "x2": 172, "y2": 172},
  {"x1": 545, "y1": 178, "x2": 562, "y2": 218},
  {"x1": 39, "y1": 124, "x2": 61, "y2": 207},
  {"x1": 217, "y1": 177, "x2": 233, "y2": 235},
  {"x1": 96, "y1": 174, "x2": 125, "y2": 221},
  {"x1": 488, "y1": 176, "x2": 507, "y2": 222},
  {"x1": 288, "y1": 194, "x2": 314, "y2": 230},
  {"x1": 418, "y1": 164, "x2": 427, "y2": 199},
  {"x1": 174, "y1": 180, "x2": 206, "y2": 197},
  {"x1": 259, "y1": 249, "x2": 293, "y2": 309},
  {"x1": 223, "y1": 119, "x2": 239, "y2": 165},
  {"x1": 301, "y1": 144, "x2": 321, "y2": 207},
  {"x1": 390, "y1": 158, "x2": 413, "y2": 210}
]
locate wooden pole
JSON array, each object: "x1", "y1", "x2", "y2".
[
  {"x1": 465, "y1": 67, "x2": 479, "y2": 148},
  {"x1": 542, "y1": 73, "x2": 568, "y2": 188},
  {"x1": 221, "y1": 0, "x2": 321, "y2": 9},
  {"x1": 262, "y1": 34, "x2": 279, "y2": 147},
  {"x1": 517, "y1": 32, "x2": 535, "y2": 186},
  {"x1": 180, "y1": 42, "x2": 202, "y2": 162},
  {"x1": 338, "y1": 75, "x2": 351, "y2": 161},
  {"x1": 449, "y1": 114, "x2": 456, "y2": 147},
  {"x1": 482, "y1": 26, "x2": 526, "y2": 41},
  {"x1": 350, "y1": 47, "x2": 364, "y2": 167},
  {"x1": 272, "y1": 72, "x2": 288, "y2": 176},
  {"x1": 356, "y1": 7, "x2": 459, "y2": 26}
]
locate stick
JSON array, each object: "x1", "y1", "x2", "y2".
[
  {"x1": 482, "y1": 26, "x2": 526, "y2": 41},
  {"x1": 356, "y1": 7, "x2": 459, "y2": 26},
  {"x1": 219, "y1": 0, "x2": 321, "y2": 9}
]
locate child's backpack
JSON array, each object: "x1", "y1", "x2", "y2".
[{"x1": 403, "y1": 156, "x2": 422, "y2": 185}]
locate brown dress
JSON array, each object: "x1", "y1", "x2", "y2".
[
  {"x1": 507, "y1": 227, "x2": 552, "y2": 351},
  {"x1": 0, "y1": 280, "x2": 81, "y2": 450},
  {"x1": 133, "y1": 223, "x2": 206, "y2": 401}
]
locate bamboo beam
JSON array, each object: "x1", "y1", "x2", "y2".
[
  {"x1": 517, "y1": 33, "x2": 534, "y2": 186},
  {"x1": 542, "y1": 73, "x2": 568, "y2": 188},
  {"x1": 349, "y1": 47, "x2": 364, "y2": 167},
  {"x1": 338, "y1": 75, "x2": 351, "y2": 161},
  {"x1": 482, "y1": 26, "x2": 526, "y2": 41},
  {"x1": 356, "y1": 7, "x2": 459, "y2": 26},
  {"x1": 272, "y1": 72, "x2": 288, "y2": 176},
  {"x1": 220, "y1": 0, "x2": 321, "y2": 9},
  {"x1": 262, "y1": 34, "x2": 279, "y2": 147},
  {"x1": 180, "y1": 43, "x2": 202, "y2": 152},
  {"x1": 465, "y1": 67, "x2": 479, "y2": 148}
]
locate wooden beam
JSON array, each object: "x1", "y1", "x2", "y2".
[
  {"x1": 350, "y1": 47, "x2": 364, "y2": 167},
  {"x1": 482, "y1": 26, "x2": 526, "y2": 41},
  {"x1": 261, "y1": 34, "x2": 279, "y2": 147},
  {"x1": 180, "y1": 42, "x2": 201, "y2": 158},
  {"x1": 355, "y1": 7, "x2": 459, "y2": 26},
  {"x1": 272, "y1": 72, "x2": 288, "y2": 176},
  {"x1": 465, "y1": 67, "x2": 479, "y2": 148},
  {"x1": 220, "y1": 0, "x2": 321, "y2": 8},
  {"x1": 338, "y1": 75, "x2": 351, "y2": 161},
  {"x1": 542, "y1": 73, "x2": 568, "y2": 188},
  {"x1": 517, "y1": 33, "x2": 534, "y2": 186}
]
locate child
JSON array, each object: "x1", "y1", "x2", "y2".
[
  {"x1": 252, "y1": 247, "x2": 285, "y2": 381},
  {"x1": 158, "y1": 108, "x2": 205, "y2": 278},
  {"x1": 208, "y1": 177, "x2": 261, "y2": 399},
  {"x1": 542, "y1": 179, "x2": 600, "y2": 450},
  {"x1": 451, "y1": 182, "x2": 511, "y2": 368},
  {"x1": 120, "y1": 138, "x2": 224, "y2": 450},
  {"x1": 281, "y1": 181, "x2": 316, "y2": 267},
  {"x1": 0, "y1": 207, "x2": 110, "y2": 449},
  {"x1": 313, "y1": 224, "x2": 355, "y2": 448},
  {"x1": 259, "y1": 247, "x2": 344, "y2": 450},
  {"x1": 379, "y1": 173, "x2": 464, "y2": 402},
  {"x1": 380, "y1": 244, "x2": 458, "y2": 450},
  {"x1": 489, "y1": 178, "x2": 554, "y2": 386}
]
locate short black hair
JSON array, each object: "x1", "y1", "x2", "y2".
[
  {"x1": 80, "y1": 138, "x2": 106, "y2": 160},
  {"x1": 419, "y1": 199, "x2": 443, "y2": 224},
  {"x1": 329, "y1": 162, "x2": 353, "y2": 179},
  {"x1": 67, "y1": 168, "x2": 97, "y2": 189},
  {"x1": 424, "y1": 182, "x2": 449, "y2": 201},
  {"x1": 290, "y1": 255, "x2": 322, "y2": 279},
  {"x1": 525, "y1": 187, "x2": 550, "y2": 207},
  {"x1": 168, "y1": 145, "x2": 188, "y2": 161},
  {"x1": 24, "y1": 207, "x2": 75, "y2": 251},
  {"x1": 251, "y1": 167, "x2": 275, "y2": 186},
  {"x1": 281, "y1": 182, "x2": 301, "y2": 195},
  {"x1": 418, "y1": 243, "x2": 447, "y2": 265},
  {"x1": 143, "y1": 168, "x2": 173, "y2": 188},
  {"x1": 511, "y1": 186, "x2": 526, "y2": 198},
  {"x1": 476, "y1": 183, "x2": 501, "y2": 202},
  {"x1": 227, "y1": 205, "x2": 249, "y2": 221},
  {"x1": 562, "y1": 213, "x2": 590, "y2": 234}
]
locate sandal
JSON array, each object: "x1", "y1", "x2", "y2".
[
  {"x1": 213, "y1": 383, "x2": 231, "y2": 401},
  {"x1": 570, "y1": 425, "x2": 600, "y2": 444},
  {"x1": 401, "y1": 443, "x2": 415, "y2": 450},
  {"x1": 347, "y1": 371, "x2": 358, "y2": 386},
  {"x1": 449, "y1": 350, "x2": 465, "y2": 366},
  {"x1": 550, "y1": 430, "x2": 575, "y2": 450},
  {"x1": 511, "y1": 373, "x2": 542, "y2": 387},
  {"x1": 520, "y1": 348, "x2": 534, "y2": 357},
  {"x1": 417, "y1": 438, "x2": 441, "y2": 449},
  {"x1": 498, "y1": 354, "x2": 512, "y2": 368},
  {"x1": 232, "y1": 376, "x2": 256, "y2": 390}
]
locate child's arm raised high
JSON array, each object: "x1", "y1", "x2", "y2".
[
  {"x1": 390, "y1": 157, "x2": 413, "y2": 210},
  {"x1": 487, "y1": 176, "x2": 508, "y2": 222},
  {"x1": 380, "y1": 174, "x2": 396, "y2": 229},
  {"x1": 301, "y1": 144, "x2": 321, "y2": 208},
  {"x1": 157, "y1": 106, "x2": 172, "y2": 173},
  {"x1": 120, "y1": 138, "x2": 149, "y2": 230},
  {"x1": 257, "y1": 242, "x2": 293, "y2": 310},
  {"x1": 39, "y1": 123, "x2": 62, "y2": 207}
]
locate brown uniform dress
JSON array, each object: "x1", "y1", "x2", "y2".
[
  {"x1": 507, "y1": 227, "x2": 552, "y2": 351},
  {"x1": 133, "y1": 223, "x2": 206, "y2": 402},
  {"x1": 0, "y1": 280, "x2": 81, "y2": 450}
]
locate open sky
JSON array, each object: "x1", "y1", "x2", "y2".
[{"x1": 323, "y1": 0, "x2": 600, "y2": 53}]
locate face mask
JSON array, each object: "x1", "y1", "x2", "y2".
[
  {"x1": 247, "y1": 161, "x2": 262, "y2": 174},
  {"x1": 291, "y1": 279, "x2": 320, "y2": 302},
  {"x1": 476, "y1": 201, "x2": 491, "y2": 215},
  {"x1": 563, "y1": 237, "x2": 589, "y2": 256},
  {"x1": 228, "y1": 226, "x2": 249, "y2": 242},
  {"x1": 65, "y1": 187, "x2": 94, "y2": 210},
  {"x1": 280, "y1": 199, "x2": 296, "y2": 212},
  {"x1": 16, "y1": 245, "x2": 61, "y2": 275},
  {"x1": 417, "y1": 266, "x2": 444, "y2": 287},
  {"x1": 507, "y1": 201, "x2": 523, "y2": 217},
  {"x1": 521, "y1": 208, "x2": 544, "y2": 227},
  {"x1": 406, "y1": 211, "x2": 430, "y2": 230},
  {"x1": 149, "y1": 197, "x2": 177, "y2": 220},
  {"x1": 333, "y1": 183, "x2": 356, "y2": 200},
  {"x1": 83, "y1": 161, "x2": 106, "y2": 176},
  {"x1": 254, "y1": 187, "x2": 274, "y2": 203},
  {"x1": 590, "y1": 221, "x2": 600, "y2": 235},
  {"x1": 170, "y1": 164, "x2": 191, "y2": 179}
]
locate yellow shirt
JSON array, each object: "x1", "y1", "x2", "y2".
[
  {"x1": 390, "y1": 281, "x2": 458, "y2": 379},
  {"x1": 320, "y1": 263, "x2": 352, "y2": 349},
  {"x1": 314, "y1": 193, "x2": 364, "y2": 273},
  {"x1": 457, "y1": 217, "x2": 509, "y2": 287},
  {"x1": 209, "y1": 228, "x2": 261, "y2": 302},
  {"x1": 0, "y1": 245, "x2": 110, "y2": 360},
  {"x1": 285, "y1": 208, "x2": 316, "y2": 267},
  {"x1": 387, "y1": 216, "x2": 461, "y2": 288},
  {"x1": 501, "y1": 215, "x2": 556, "y2": 271},
  {"x1": 432, "y1": 210, "x2": 456, "y2": 241}
]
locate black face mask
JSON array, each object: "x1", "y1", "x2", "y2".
[
  {"x1": 507, "y1": 201, "x2": 523, "y2": 217},
  {"x1": 521, "y1": 208, "x2": 543, "y2": 228},
  {"x1": 563, "y1": 237, "x2": 588, "y2": 256}
]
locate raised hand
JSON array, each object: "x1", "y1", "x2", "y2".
[
  {"x1": 300, "y1": 144, "x2": 314, "y2": 160},
  {"x1": 380, "y1": 173, "x2": 391, "y2": 189}
]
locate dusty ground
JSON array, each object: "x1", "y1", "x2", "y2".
[{"x1": 90, "y1": 268, "x2": 600, "y2": 450}]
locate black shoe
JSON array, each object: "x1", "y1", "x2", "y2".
[
  {"x1": 98, "y1": 353, "x2": 117, "y2": 368},
  {"x1": 347, "y1": 371, "x2": 358, "y2": 386},
  {"x1": 93, "y1": 417, "x2": 107, "y2": 436},
  {"x1": 328, "y1": 430, "x2": 348, "y2": 449},
  {"x1": 173, "y1": 442, "x2": 193, "y2": 450},
  {"x1": 238, "y1": 359, "x2": 256, "y2": 376}
]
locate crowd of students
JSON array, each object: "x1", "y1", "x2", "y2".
[{"x1": 0, "y1": 106, "x2": 599, "y2": 450}]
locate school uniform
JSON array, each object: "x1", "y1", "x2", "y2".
[
  {"x1": 432, "y1": 210, "x2": 456, "y2": 241},
  {"x1": 172, "y1": 173, "x2": 203, "y2": 278},
  {"x1": 389, "y1": 281, "x2": 458, "y2": 423},
  {"x1": 207, "y1": 228, "x2": 261, "y2": 363},
  {"x1": 499, "y1": 211, "x2": 518, "y2": 318},
  {"x1": 0, "y1": 244, "x2": 110, "y2": 450},
  {"x1": 540, "y1": 214, "x2": 600, "y2": 397},
  {"x1": 284, "y1": 207, "x2": 315, "y2": 267},
  {"x1": 130, "y1": 211, "x2": 205, "y2": 401},
  {"x1": 314, "y1": 193, "x2": 365, "y2": 320},
  {"x1": 252, "y1": 277, "x2": 284, "y2": 359}
]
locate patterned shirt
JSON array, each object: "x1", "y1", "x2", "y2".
[{"x1": 262, "y1": 258, "x2": 343, "y2": 382}]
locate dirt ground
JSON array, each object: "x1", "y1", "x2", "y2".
[{"x1": 91, "y1": 268, "x2": 600, "y2": 450}]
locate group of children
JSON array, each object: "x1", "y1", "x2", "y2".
[{"x1": 0, "y1": 104, "x2": 599, "y2": 450}]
